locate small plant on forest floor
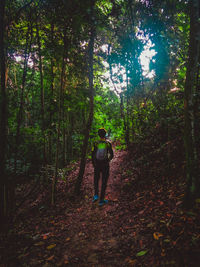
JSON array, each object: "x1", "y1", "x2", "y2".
[{"x1": 115, "y1": 144, "x2": 126, "y2": 151}]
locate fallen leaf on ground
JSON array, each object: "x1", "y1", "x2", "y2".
[
  {"x1": 47, "y1": 244, "x2": 56, "y2": 250},
  {"x1": 153, "y1": 232, "x2": 163, "y2": 240},
  {"x1": 34, "y1": 241, "x2": 45, "y2": 246},
  {"x1": 47, "y1": 255, "x2": 54, "y2": 261},
  {"x1": 136, "y1": 250, "x2": 148, "y2": 257},
  {"x1": 125, "y1": 258, "x2": 137, "y2": 265}
]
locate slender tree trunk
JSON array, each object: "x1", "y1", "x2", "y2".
[
  {"x1": 74, "y1": 0, "x2": 95, "y2": 195},
  {"x1": 68, "y1": 113, "x2": 73, "y2": 160},
  {"x1": 48, "y1": 22, "x2": 55, "y2": 164},
  {"x1": 49, "y1": 57, "x2": 54, "y2": 163},
  {"x1": 108, "y1": 48, "x2": 127, "y2": 145},
  {"x1": 36, "y1": 21, "x2": 46, "y2": 164},
  {"x1": 0, "y1": 0, "x2": 8, "y2": 228},
  {"x1": 63, "y1": 127, "x2": 66, "y2": 166},
  {"x1": 119, "y1": 92, "x2": 127, "y2": 142},
  {"x1": 51, "y1": 35, "x2": 66, "y2": 205},
  {"x1": 184, "y1": 0, "x2": 200, "y2": 208},
  {"x1": 14, "y1": 24, "x2": 31, "y2": 171},
  {"x1": 125, "y1": 69, "x2": 130, "y2": 148},
  {"x1": 62, "y1": 72, "x2": 66, "y2": 166}
]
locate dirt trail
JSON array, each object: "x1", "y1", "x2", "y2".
[
  {"x1": 6, "y1": 148, "x2": 200, "y2": 266},
  {"x1": 58, "y1": 149, "x2": 128, "y2": 266},
  {"x1": 14, "y1": 150, "x2": 129, "y2": 267}
]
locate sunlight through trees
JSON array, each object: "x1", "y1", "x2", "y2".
[{"x1": 0, "y1": 0, "x2": 199, "y2": 225}]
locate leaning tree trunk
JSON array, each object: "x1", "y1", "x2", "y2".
[
  {"x1": 183, "y1": 0, "x2": 200, "y2": 208},
  {"x1": 0, "y1": 0, "x2": 8, "y2": 229},
  {"x1": 74, "y1": 0, "x2": 95, "y2": 195}
]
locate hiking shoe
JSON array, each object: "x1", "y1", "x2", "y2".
[
  {"x1": 92, "y1": 195, "x2": 99, "y2": 202},
  {"x1": 99, "y1": 199, "x2": 108, "y2": 206}
]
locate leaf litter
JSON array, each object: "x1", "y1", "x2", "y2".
[{"x1": 1, "y1": 144, "x2": 200, "y2": 266}]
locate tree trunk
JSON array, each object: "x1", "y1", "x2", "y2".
[
  {"x1": 62, "y1": 72, "x2": 66, "y2": 166},
  {"x1": 36, "y1": 21, "x2": 46, "y2": 164},
  {"x1": 63, "y1": 128, "x2": 66, "y2": 166},
  {"x1": 51, "y1": 35, "x2": 66, "y2": 205},
  {"x1": 0, "y1": 0, "x2": 8, "y2": 229},
  {"x1": 183, "y1": 0, "x2": 200, "y2": 208},
  {"x1": 14, "y1": 24, "x2": 31, "y2": 171},
  {"x1": 74, "y1": 0, "x2": 95, "y2": 195},
  {"x1": 48, "y1": 22, "x2": 55, "y2": 164},
  {"x1": 125, "y1": 69, "x2": 130, "y2": 148},
  {"x1": 119, "y1": 91, "x2": 128, "y2": 145},
  {"x1": 108, "y1": 48, "x2": 127, "y2": 145}
]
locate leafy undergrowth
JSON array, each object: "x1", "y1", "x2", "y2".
[{"x1": 1, "y1": 140, "x2": 200, "y2": 267}]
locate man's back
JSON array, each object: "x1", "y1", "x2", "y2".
[{"x1": 92, "y1": 128, "x2": 114, "y2": 206}]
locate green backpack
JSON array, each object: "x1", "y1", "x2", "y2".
[{"x1": 95, "y1": 141, "x2": 108, "y2": 161}]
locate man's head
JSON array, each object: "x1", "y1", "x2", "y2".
[{"x1": 98, "y1": 128, "x2": 106, "y2": 138}]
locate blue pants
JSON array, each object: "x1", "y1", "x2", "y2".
[{"x1": 94, "y1": 162, "x2": 109, "y2": 201}]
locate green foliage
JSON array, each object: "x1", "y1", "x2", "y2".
[
  {"x1": 91, "y1": 86, "x2": 123, "y2": 142},
  {"x1": 2, "y1": 0, "x2": 190, "y2": 176}
]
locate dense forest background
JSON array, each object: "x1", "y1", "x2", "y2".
[{"x1": 0, "y1": 0, "x2": 200, "y2": 258}]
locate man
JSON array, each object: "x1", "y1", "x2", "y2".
[{"x1": 92, "y1": 128, "x2": 114, "y2": 206}]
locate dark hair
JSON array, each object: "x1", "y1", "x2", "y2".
[{"x1": 98, "y1": 128, "x2": 106, "y2": 138}]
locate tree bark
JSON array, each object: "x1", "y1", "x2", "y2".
[
  {"x1": 36, "y1": 21, "x2": 46, "y2": 164},
  {"x1": 14, "y1": 23, "x2": 32, "y2": 171},
  {"x1": 184, "y1": 0, "x2": 200, "y2": 208},
  {"x1": 74, "y1": 0, "x2": 95, "y2": 195},
  {"x1": 48, "y1": 22, "x2": 55, "y2": 164},
  {"x1": 125, "y1": 69, "x2": 130, "y2": 148},
  {"x1": 51, "y1": 34, "x2": 66, "y2": 205},
  {"x1": 0, "y1": 0, "x2": 8, "y2": 228}
]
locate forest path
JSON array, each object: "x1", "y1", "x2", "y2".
[
  {"x1": 57, "y1": 149, "x2": 129, "y2": 266},
  {"x1": 14, "y1": 149, "x2": 133, "y2": 267},
  {"x1": 7, "y1": 148, "x2": 200, "y2": 267}
]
